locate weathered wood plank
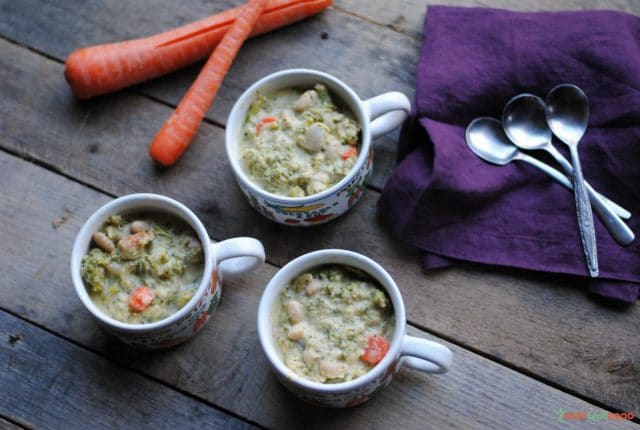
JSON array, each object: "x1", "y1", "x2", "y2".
[
  {"x1": 0, "y1": 0, "x2": 418, "y2": 189},
  {"x1": 0, "y1": 417, "x2": 24, "y2": 430},
  {"x1": 0, "y1": 312, "x2": 256, "y2": 430},
  {"x1": 0, "y1": 151, "x2": 634, "y2": 429},
  {"x1": 334, "y1": 0, "x2": 640, "y2": 40},
  {"x1": 0, "y1": 32, "x2": 639, "y2": 415}
]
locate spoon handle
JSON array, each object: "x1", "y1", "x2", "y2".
[
  {"x1": 569, "y1": 145, "x2": 598, "y2": 277},
  {"x1": 546, "y1": 145, "x2": 631, "y2": 219},
  {"x1": 519, "y1": 153, "x2": 572, "y2": 188},
  {"x1": 519, "y1": 154, "x2": 634, "y2": 246},
  {"x1": 586, "y1": 182, "x2": 630, "y2": 220}
]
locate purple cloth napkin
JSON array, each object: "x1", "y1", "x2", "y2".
[{"x1": 378, "y1": 6, "x2": 640, "y2": 303}]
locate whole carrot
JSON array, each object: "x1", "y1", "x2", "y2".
[
  {"x1": 149, "y1": 0, "x2": 267, "y2": 166},
  {"x1": 65, "y1": 0, "x2": 332, "y2": 99}
]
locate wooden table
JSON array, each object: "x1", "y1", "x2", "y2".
[{"x1": 1, "y1": 1, "x2": 639, "y2": 428}]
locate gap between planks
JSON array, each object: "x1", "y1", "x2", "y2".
[
  {"x1": 4, "y1": 290, "x2": 630, "y2": 426},
  {"x1": 0, "y1": 33, "x2": 387, "y2": 197},
  {"x1": 411, "y1": 315, "x2": 640, "y2": 423},
  {"x1": 0, "y1": 415, "x2": 26, "y2": 430},
  {"x1": 0, "y1": 147, "x2": 628, "y2": 422},
  {"x1": 0, "y1": 33, "x2": 227, "y2": 129},
  {"x1": 0, "y1": 0, "x2": 419, "y2": 135},
  {"x1": 0, "y1": 32, "x2": 389, "y2": 193},
  {"x1": 330, "y1": 5, "x2": 421, "y2": 41},
  {"x1": 1, "y1": 12, "x2": 636, "y2": 416},
  {"x1": 0, "y1": 306, "x2": 267, "y2": 430}
]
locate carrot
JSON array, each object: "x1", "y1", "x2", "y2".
[
  {"x1": 360, "y1": 334, "x2": 389, "y2": 365},
  {"x1": 149, "y1": 0, "x2": 267, "y2": 166},
  {"x1": 256, "y1": 116, "x2": 278, "y2": 134},
  {"x1": 341, "y1": 146, "x2": 357, "y2": 160},
  {"x1": 64, "y1": 0, "x2": 332, "y2": 99},
  {"x1": 129, "y1": 286, "x2": 156, "y2": 313}
]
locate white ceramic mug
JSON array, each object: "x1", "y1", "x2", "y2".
[
  {"x1": 225, "y1": 69, "x2": 410, "y2": 226},
  {"x1": 71, "y1": 193, "x2": 265, "y2": 348},
  {"x1": 257, "y1": 249, "x2": 453, "y2": 407}
]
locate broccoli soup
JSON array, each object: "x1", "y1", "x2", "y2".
[
  {"x1": 240, "y1": 84, "x2": 361, "y2": 197},
  {"x1": 272, "y1": 266, "x2": 395, "y2": 383},
  {"x1": 80, "y1": 213, "x2": 204, "y2": 324}
]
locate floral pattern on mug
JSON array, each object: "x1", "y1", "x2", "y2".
[
  {"x1": 239, "y1": 152, "x2": 372, "y2": 227},
  {"x1": 225, "y1": 69, "x2": 410, "y2": 228}
]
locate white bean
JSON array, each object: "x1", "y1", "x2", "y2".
[
  {"x1": 92, "y1": 232, "x2": 115, "y2": 252},
  {"x1": 294, "y1": 89, "x2": 318, "y2": 112},
  {"x1": 319, "y1": 360, "x2": 347, "y2": 379},
  {"x1": 302, "y1": 347, "x2": 320, "y2": 367},
  {"x1": 186, "y1": 236, "x2": 201, "y2": 249},
  {"x1": 325, "y1": 143, "x2": 341, "y2": 161},
  {"x1": 298, "y1": 123, "x2": 324, "y2": 153},
  {"x1": 130, "y1": 220, "x2": 149, "y2": 233},
  {"x1": 105, "y1": 262, "x2": 123, "y2": 276},
  {"x1": 286, "y1": 300, "x2": 304, "y2": 324},
  {"x1": 288, "y1": 322, "x2": 306, "y2": 340},
  {"x1": 184, "y1": 237, "x2": 203, "y2": 261},
  {"x1": 305, "y1": 279, "x2": 322, "y2": 296}
]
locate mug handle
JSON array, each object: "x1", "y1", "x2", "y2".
[
  {"x1": 212, "y1": 237, "x2": 265, "y2": 277},
  {"x1": 399, "y1": 335, "x2": 453, "y2": 374},
  {"x1": 363, "y1": 92, "x2": 411, "y2": 139}
]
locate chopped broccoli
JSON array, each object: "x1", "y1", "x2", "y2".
[{"x1": 80, "y1": 248, "x2": 110, "y2": 293}]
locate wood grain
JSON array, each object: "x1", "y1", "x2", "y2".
[
  {"x1": 0, "y1": 0, "x2": 416, "y2": 189},
  {"x1": 0, "y1": 311, "x2": 256, "y2": 430},
  {"x1": 0, "y1": 417, "x2": 24, "y2": 430},
  {"x1": 334, "y1": 0, "x2": 640, "y2": 40},
  {"x1": 0, "y1": 151, "x2": 634, "y2": 429},
  {"x1": 0, "y1": 24, "x2": 638, "y2": 418}
]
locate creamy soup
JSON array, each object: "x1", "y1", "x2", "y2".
[
  {"x1": 240, "y1": 84, "x2": 361, "y2": 197},
  {"x1": 272, "y1": 266, "x2": 394, "y2": 383},
  {"x1": 80, "y1": 213, "x2": 204, "y2": 324}
]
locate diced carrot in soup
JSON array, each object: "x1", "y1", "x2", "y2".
[
  {"x1": 360, "y1": 334, "x2": 390, "y2": 365},
  {"x1": 129, "y1": 286, "x2": 156, "y2": 313},
  {"x1": 341, "y1": 146, "x2": 357, "y2": 160},
  {"x1": 256, "y1": 116, "x2": 278, "y2": 134}
]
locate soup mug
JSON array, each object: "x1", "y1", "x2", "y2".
[
  {"x1": 71, "y1": 193, "x2": 265, "y2": 348},
  {"x1": 225, "y1": 69, "x2": 410, "y2": 226},
  {"x1": 257, "y1": 249, "x2": 453, "y2": 407}
]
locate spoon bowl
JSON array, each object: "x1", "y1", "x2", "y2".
[
  {"x1": 502, "y1": 94, "x2": 551, "y2": 150},
  {"x1": 501, "y1": 91, "x2": 630, "y2": 221},
  {"x1": 545, "y1": 85, "x2": 589, "y2": 145},
  {"x1": 465, "y1": 117, "x2": 518, "y2": 165},
  {"x1": 466, "y1": 113, "x2": 634, "y2": 246}
]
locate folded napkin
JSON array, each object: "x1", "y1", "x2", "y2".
[{"x1": 378, "y1": 6, "x2": 640, "y2": 303}]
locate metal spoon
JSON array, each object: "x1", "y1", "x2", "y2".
[
  {"x1": 466, "y1": 117, "x2": 579, "y2": 189},
  {"x1": 546, "y1": 84, "x2": 598, "y2": 277},
  {"x1": 466, "y1": 117, "x2": 634, "y2": 246},
  {"x1": 502, "y1": 94, "x2": 630, "y2": 220},
  {"x1": 503, "y1": 94, "x2": 634, "y2": 246}
]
